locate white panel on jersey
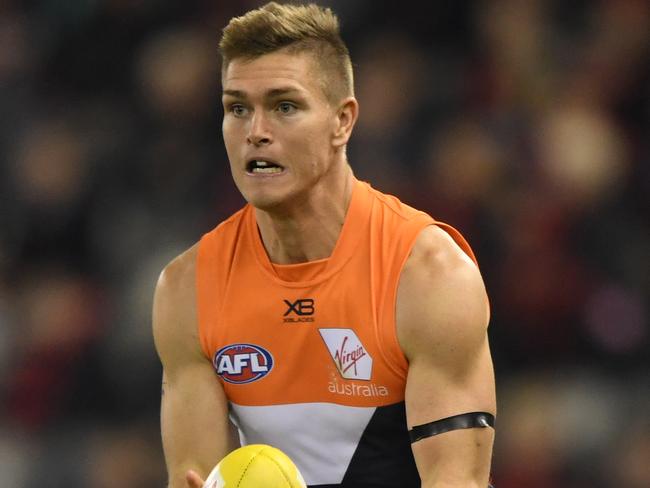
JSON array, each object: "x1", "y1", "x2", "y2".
[{"x1": 230, "y1": 402, "x2": 376, "y2": 485}]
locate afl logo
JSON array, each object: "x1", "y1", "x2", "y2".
[{"x1": 213, "y1": 343, "x2": 274, "y2": 384}]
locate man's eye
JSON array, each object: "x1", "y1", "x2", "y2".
[
  {"x1": 230, "y1": 104, "x2": 247, "y2": 116},
  {"x1": 277, "y1": 102, "x2": 297, "y2": 114}
]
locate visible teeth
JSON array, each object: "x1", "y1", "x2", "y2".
[
  {"x1": 249, "y1": 160, "x2": 282, "y2": 173},
  {"x1": 252, "y1": 166, "x2": 282, "y2": 174}
]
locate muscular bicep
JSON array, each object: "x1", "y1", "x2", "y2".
[
  {"x1": 153, "y1": 246, "x2": 236, "y2": 487},
  {"x1": 397, "y1": 226, "x2": 496, "y2": 486}
]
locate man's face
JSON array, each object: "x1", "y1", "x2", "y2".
[{"x1": 222, "y1": 50, "x2": 341, "y2": 211}]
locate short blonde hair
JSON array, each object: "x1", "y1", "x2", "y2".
[{"x1": 219, "y1": 2, "x2": 354, "y2": 103}]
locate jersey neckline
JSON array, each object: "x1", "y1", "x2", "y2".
[{"x1": 246, "y1": 178, "x2": 373, "y2": 287}]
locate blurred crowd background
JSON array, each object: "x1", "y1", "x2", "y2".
[{"x1": 1, "y1": 0, "x2": 648, "y2": 486}]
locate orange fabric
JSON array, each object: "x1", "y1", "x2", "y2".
[{"x1": 196, "y1": 179, "x2": 476, "y2": 408}]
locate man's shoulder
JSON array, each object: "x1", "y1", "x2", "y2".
[
  {"x1": 399, "y1": 224, "x2": 486, "y2": 326},
  {"x1": 153, "y1": 243, "x2": 204, "y2": 364},
  {"x1": 397, "y1": 225, "x2": 489, "y2": 359},
  {"x1": 405, "y1": 225, "x2": 477, "y2": 279},
  {"x1": 157, "y1": 243, "x2": 200, "y2": 298}
]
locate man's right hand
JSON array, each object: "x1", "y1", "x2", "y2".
[{"x1": 186, "y1": 469, "x2": 205, "y2": 488}]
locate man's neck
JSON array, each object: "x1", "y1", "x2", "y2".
[{"x1": 254, "y1": 167, "x2": 354, "y2": 264}]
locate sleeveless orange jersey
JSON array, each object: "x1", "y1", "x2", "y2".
[{"x1": 197, "y1": 179, "x2": 477, "y2": 487}]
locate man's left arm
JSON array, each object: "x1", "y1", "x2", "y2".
[{"x1": 396, "y1": 225, "x2": 496, "y2": 488}]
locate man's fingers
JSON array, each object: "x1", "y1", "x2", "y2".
[{"x1": 186, "y1": 469, "x2": 205, "y2": 488}]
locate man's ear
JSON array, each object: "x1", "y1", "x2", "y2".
[{"x1": 332, "y1": 97, "x2": 359, "y2": 148}]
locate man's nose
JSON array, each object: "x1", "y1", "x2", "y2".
[{"x1": 247, "y1": 112, "x2": 272, "y2": 146}]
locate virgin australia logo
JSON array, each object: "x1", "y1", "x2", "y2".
[{"x1": 318, "y1": 328, "x2": 373, "y2": 380}]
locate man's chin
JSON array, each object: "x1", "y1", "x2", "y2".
[
  {"x1": 239, "y1": 180, "x2": 308, "y2": 215},
  {"x1": 244, "y1": 191, "x2": 289, "y2": 213}
]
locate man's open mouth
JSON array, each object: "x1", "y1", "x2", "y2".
[{"x1": 247, "y1": 160, "x2": 284, "y2": 174}]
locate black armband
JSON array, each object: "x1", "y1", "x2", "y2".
[{"x1": 409, "y1": 411, "x2": 495, "y2": 443}]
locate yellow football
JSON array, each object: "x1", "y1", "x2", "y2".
[{"x1": 202, "y1": 444, "x2": 307, "y2": 488}]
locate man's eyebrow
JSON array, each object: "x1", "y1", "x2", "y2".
[
  {"x1": 222, "y1": 87, "x2": 303, "y2": 99},
  {"x1": 266, "y1": 87, "x2": 302, "y2": 97},
  {"x1": 222, "y1": 89, "x2": 245, "y2": 98}
]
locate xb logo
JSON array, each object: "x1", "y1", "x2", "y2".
[
  {"x1": 283, "y1": 298, "x2": 315, "y2": 323},
  {"x1": 284, "y1": 298, "x2": 314, "y2": 316}
]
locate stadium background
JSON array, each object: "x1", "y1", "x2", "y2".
[{"x1": 0, "y1": 0, "x2": 648, "y2": 486}]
